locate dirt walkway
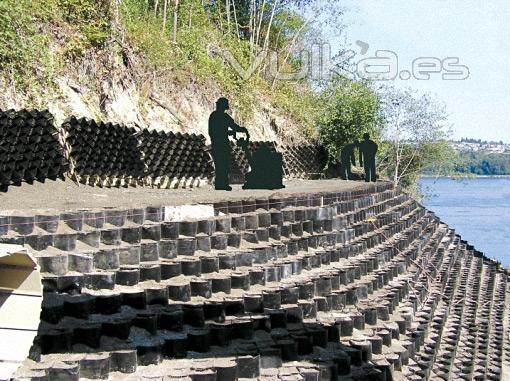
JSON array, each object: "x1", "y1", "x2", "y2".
[{"x1": 0, "y1": 179, "x2": 376, "y2": 213}]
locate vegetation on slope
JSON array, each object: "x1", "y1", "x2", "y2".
[
  {"x1": 0, "y1": 0, "x2": 110, "y2": 87},
  {"x1": 0, "y1": 0, "x2": 325, "y2": 132}
]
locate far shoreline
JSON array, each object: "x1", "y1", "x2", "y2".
[{"x1": 420, "y1": 175, "x2": 510, "y2": 179}]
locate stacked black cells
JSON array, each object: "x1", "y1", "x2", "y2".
[
  {"x1": 0, "y1": 109, "x2": 66, "y2": 190},
  {"x1": 138, "y1": 129, "x2": 214, "y2": 188},
  {"x1": 62, "y1": 117, "x2": 145, "y2": 187},
  {"x1": 228, "y1": 141, "x2": 251, "y2": 184},
  {"x1": 1, "y1": 108, "x2": 329, "y2": 190},
  {"x1": 280, "y1": 144, "x2": 327, "y2": 179}
]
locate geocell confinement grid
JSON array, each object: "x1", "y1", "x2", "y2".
[
  {"x1": 1, "y1": 183, "x2": 507, "y2": 380},
  {"x1": 1, "y1": 109, "x2": 327, "y2": 190}
]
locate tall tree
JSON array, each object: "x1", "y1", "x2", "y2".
[
  {"x1": 317, "y1": 77, "x2": 382, "y2": 167},
  {"x1": 377, "y1": 86, "x2": 454, "y2": 188},
  {"x1": 172, "y1": 0, "x2": 179, "y2": 43}
]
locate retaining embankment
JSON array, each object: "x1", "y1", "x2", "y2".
[{"x1": 0, "y1": 182, "x2": 507, "y2": 380}]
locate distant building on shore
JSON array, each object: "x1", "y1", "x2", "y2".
[{"x1": 451, "y1": 138, "x2": 510, "y2": 153}]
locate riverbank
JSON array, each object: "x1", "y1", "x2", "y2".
[{"x1": 421, "y1": 174, "x2": 510, "y2": 179}]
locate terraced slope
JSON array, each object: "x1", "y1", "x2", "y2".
[{"x1": 1, "y1": 183, "x2": 508, "y2": 380}]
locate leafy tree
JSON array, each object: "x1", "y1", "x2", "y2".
[
  {"x1": 316, "y1": 77, "x2": 381, "y2": 167},
  {"x1": 376, "y1": 86, "x2": 455, "y2": 188}
]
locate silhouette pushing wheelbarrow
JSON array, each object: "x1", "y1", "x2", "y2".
[{"x1": 232, "y1": 131, "x2": 285, "y2": 190}]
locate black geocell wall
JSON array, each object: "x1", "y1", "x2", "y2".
[
  {"x1": 138, "y1": 129, "x2": 214, "y2": 188},
  {"x1": 0, "y1": 109, "x2": 67, "y2": 191},
  {"x1": 0, "y1": 109, "x2": 328, "y2": 190},
  {"x1": 63, "y1": 117, "x2": 327, "y2": 188},
  {"x1": 280, "y1": 144, "x2": 327, "y2": 179},
  {"x1": 62, "y1": 117, "x2": 215, "y2": 188},
  {"x1": 62, "y1": 116, "x2": 145, "y2": 187}
]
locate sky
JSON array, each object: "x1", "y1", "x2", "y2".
[{"x1": 330, "y1": 0, "x2": 510, "y2": 142}]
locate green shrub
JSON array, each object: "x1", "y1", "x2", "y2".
[{"x1": 317, "y1": 77, "x2": 382, "y2": 165}]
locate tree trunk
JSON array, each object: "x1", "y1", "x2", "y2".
[
  {"x1": 262, "y1": 0, "x2": 278, "y2": 51},
  {"x1": 393, "y1": 140, "x2": 403, "y2": 188},
  {"x1": 172, "y1": 0, "x2": 179, "y2": 43},
  {"x1": 226, "y1": 0, "x2": 231, "y2": 34},
  {"x1": 231, "y1": 0, "x2": 240, "y2": 39},
  {"x1": 188, "y1": 3, "x2": 193, "y2": 28},
  {"x1": 162, "y1": 0, "x2": 168, "y2": 32},
  {"x1": 393, "y1": 161, "x2": 399, "y2": 187},
  {"x1": 249, "y1": 0, "x2": 255, "y2": 52},
  {"x1": 255, "y1": 0, "x2": 266, "y2": 47}
]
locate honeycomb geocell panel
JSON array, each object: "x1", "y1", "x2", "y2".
[
  {"x1": 1, "y1": 108, "x2": 331, "y2": 190},
  {"x1": 62, "y1": 120, "x2": 214, "y2": 189},
  {"x1": 228, "y1": 140, "x2": 327, "y2": 183},
  {"x1": 0, "y1": 109, "x2": 66, "y2": 190},
  {"x1": 140, "y1": 129, "x2": 215, "y2": 188},
  {"x1": 62, "y1": 117, "x2": 146, "y2": 187},
  {"x1": 3, "y1": 182, "x2": 508, "y2": 380}
]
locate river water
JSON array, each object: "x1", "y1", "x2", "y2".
[{"x1": 419, "y1": 177, "x2": 510, "y2": 267}]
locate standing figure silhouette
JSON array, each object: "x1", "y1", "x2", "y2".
[
  {"x1": 340, "y1": 141, "x2": 359, "y2": 180},
  {"x1": 359, "y1": 133, "x2": 378, "y2": 182},
  {"x1": 208, "y1": 98, "x2": 249, "y2": 191}
]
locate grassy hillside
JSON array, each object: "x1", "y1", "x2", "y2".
[{"x1": 0, "y1": 0, "x2": 321, "y2": 140}]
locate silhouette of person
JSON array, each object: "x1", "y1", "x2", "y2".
[
  {"x1": 340, "y1": 141, "x2": 359, "y2": 180},
  {"x1": 359, "y1": 133, "x2": 378, "y2": 182},
  {"x1": 208, "y1": 98, "x2": 249, "y2": 190}
]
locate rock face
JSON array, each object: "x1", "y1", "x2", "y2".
[
  {"x1": 1, "y1": 183, "x2": 508, "y2": 380},
  {"x1": 0, "y1": 74, "x2": 301, "y2": 146}
]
